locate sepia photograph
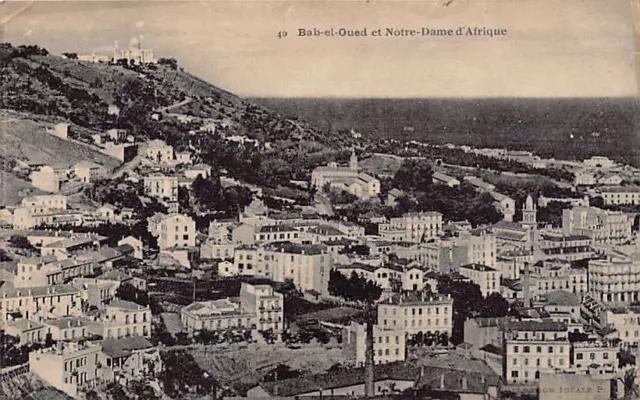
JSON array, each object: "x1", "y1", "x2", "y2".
[{"x1": 0, "y1": 0, "x2": 639, "y2": 399}]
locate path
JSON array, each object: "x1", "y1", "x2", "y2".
[{"x1": 155, "y1": 97, "x2": 193, "y2": 114}]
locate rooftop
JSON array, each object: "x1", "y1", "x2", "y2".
[
  {"x1": 459, "y1": 263, "x2": 497, "y2": 272},
  {"x1": 100, "y1": 336, "x2": 154, "y2": 358},
  {"x1": 382, "y1": 292, "x2": 452, "y2": 306},
  {"x1": 264, "y1": 241, "x2": 325, "y2": 255},
  {"x1": 108, "y1": 299, "x2": 147, "y2": 311}
]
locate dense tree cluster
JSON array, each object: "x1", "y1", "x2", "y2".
[
  {"x1": 392, "y1": 159, "x2": 434, "y2": 191},
  {"x1": 394, "y1": 183, "x2": 502, "y2": 227},
  {"x1": 159, "y1": 351, "x2": 217, "y2": 398},
  {"x1": 116, "y1": 283, "x2": 150, "y2": 307},
  {"x1": 328, "y1": 269, "x2": 382, "y2": 304},
  {"x1": 436, "y1": 275, "x2": 510, "y2": 344}
]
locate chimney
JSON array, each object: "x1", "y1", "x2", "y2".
[
  {"x1": 439, "y1": 373, "x2": 445, "y2": 389},
  {"x1": 523, "y1": 262, "x2": 531, "y2": 308},
  {"x1": 461, "y1": 376, "x2": 468, "y2": 391}
]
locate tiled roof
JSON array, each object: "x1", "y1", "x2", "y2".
[{"x1": 100, "y1": 336, "x2": 154, "y2": 358}]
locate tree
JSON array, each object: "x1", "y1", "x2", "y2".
[
  {"x1": 480, "y1": 292, "x2": 510, "y2": 318},
  {"x1": 8, "y1": 235, "x2": 34, "y2": 250},
  {"x1": 157, "y1": 57, "x2": 179, "y2": 70},
  {"x1": 116, "y1": 283, "x2": 149, "y2": 306},
  {"x1": 392, "y1": 159, "x2": 434, "y2": 191},
  {"x1": 437, "y1": 275, "x2": 484, "y2": 344},
  {"x1": 623, "y1": 368, "x2": 637, "y2": 399}
]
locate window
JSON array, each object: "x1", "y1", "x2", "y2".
[
  {"x1": 603, "y1": 352, "x2": 609, "y2": 359},
  {"x1": 511, "y1": 371, "x2": 519, "y2": 378},
  {"x1": 524, "y1": 346, "x2": 530, "y2": 353},
  {"x1": 536, "y1": 346, "x2": 542, "y2": 353},
  {"x1": 513, "y1": 346, "x2": 519, "y2": 353},
  {"x1": 577, "y1": 353, "x2": 583, "y2": 360},
  {"x1": 548, "y1": 347, "x2": 553, "y2": 354}
]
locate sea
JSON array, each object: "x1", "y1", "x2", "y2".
[{"x1": 251, "y1": 97, "x2": 640, "y2": 167}]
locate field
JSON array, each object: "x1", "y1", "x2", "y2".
[
  {"x1": 0, "y1": 110, "x2": 120, "y2": 169},
  {"x1": 189, "y1": 342, "x2": 345, "y2": 393},
  {"x1": 0, "y1": 171, "x2": 44, "y2": 205}
]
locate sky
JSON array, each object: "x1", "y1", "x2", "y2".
[{"x1": 0, "y1": 0, "x2": 638, "y2": 98}]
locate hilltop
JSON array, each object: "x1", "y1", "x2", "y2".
[{"x1": 0, "y1": 43, "x2": 357, "y2": 195}]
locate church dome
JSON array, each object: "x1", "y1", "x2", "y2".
[{"x1": 129, "y1": 36, "x2": 140, "y2": 48}]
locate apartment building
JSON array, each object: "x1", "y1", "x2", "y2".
[
  {"x1": 562, "y1": 206, "x2": 633, "y2": 246},
  {"x1": 571, "y1": 341, "x2": 618, "y2": 374},
  {"x1": 342, "y1": 322, "x2": 406, "y2": 367},
  {"x1": 335, "y1": 261, "x2": 424, "y2": 292},
  {"x1": 377, "y1": 292, "x2": 453, "y2": 336},
  {"x1": 144, "y1": 174, "x2": 179, "y2": 202},
  {"x1": 539, "y1": 232, "x2": 593, "y2": 262},
  {"x1": 101, "y1": 300, "x2": 151, "y2": 339},
  {"x1": 600, "y1": 186, "x2": 640, "y2": 206},
  {"x1": 504, "y1": 320, "x2": 570, "y2": 384},
  {"x1": 378, "y1": 212, "x2": 443, "y2": 243},
  {"x1": 29, "y1": 341, "x2": 101, "y2": 398},
  {"x1": 458, "y1": 263, "x2": 501, "y2": 297},
  {"x1": 44, "y1": 317, "x2": 93, "y2": 341},
  {"x1": 181, "y1": 282, "x2": 284, "y2": 334},
  {"x1": 0, "y1": 284, "x2": 82, "y2": 322},
  {"x1": 529, "y1": 259, "x2": 588, "y2": 298},
  {"x1": 233, "y1": 242, "x2": 331, "y2": 295},
  {"x1": 157, "y1": 213, "x2": 196, "y2": 249},
  {"x1": 239, "y1": 283, "x2": 284, "y2": 332},
  {"x1": 601, "y1": 306, "x2": 640, "y2": 347},
  {"x1": 588, "y1": 249, "x2": 640, "y2": 304}
]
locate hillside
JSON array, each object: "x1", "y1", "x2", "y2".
[{"x1": 0, "y1": 43, "x2": 359, "y2": 195}]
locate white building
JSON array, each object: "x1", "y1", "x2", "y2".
[
  {"x1": 342, "y1": 322, "x2": 406, "y2": 367},
  {"x1": 73, "y1": 161, "x2": 105, "y2": 184},
  {"x1": 29, "y1": 341, "x2": 101, "y2": 398},
  {"x1": 377, "y1": 292, "x2": 453, "y2": 336},
  {"x1": 378, "y1": 212, "x2": 443, "y2": 243},
  {"x1": 181, "y1": 282, "x2": 284, "y2": 334},
  {"x1": 588, "y1": 248, "x2": 640, "y2": 304},
  {"x1": 458, "y1": 263, "x2": 501, "y2": 297},
  {"x1": 600, "y1": 186, "x2": 640, "y2": 206},
  {"x1": 144, "y1": 174, "x2": 179, "y2": 202},
  {"x1": 30, "y1": 166, "x2": 61, "y2": 193},
  {"x1": 584, "y1": 156, "x2": 614, "y2": 169},
  {"x1": 504, "y1": 320, "x2": 570, "y2": 384},
  {"x1": 562, "y1": 206, "x2": 633, "y2": 246},
  {"x1": 114, "y1": 36, "x2": 155, "y2": 64},
  {"x1": 145, "y1": 139, "x2": 174, "y2": 164},
  {"x1": 157, "y1": 213, "x2": 196, "y2": 249},
  {"x1": 311, "y1": 150, "x2": 380, "y2": 200},
  {"x1": 233, "y1": 242, "x2": 331, "y2": 295}
]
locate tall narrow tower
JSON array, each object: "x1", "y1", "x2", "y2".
[
  {"x1": 522, "y1": 195, "x2": 537, "y2": 226},
  {"x1": 350, "y1": 148, "x2": 358, "y2": 171}
]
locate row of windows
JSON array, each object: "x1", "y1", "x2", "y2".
[
  {"x1": 382, "y1": 319, "x2": 448, "y2": 327},
  {"x1": 376, "y1": 348, "x2": 401, "y2": 356},
  {"x1": 64, "y1": 354, "x2": 96, "y2": 372},
  {"x1": 513, "y1": 345, "x2": 565, "y2": 354},
  {"x1": 575, "y1": 352, "x2": 609, "y2": 360},
  {"x1": 377, "y1": 336, "x2": 401, "y2": 344},
  {"x1": 512, "y1": 357, "x2": 566, "y2": 367}
]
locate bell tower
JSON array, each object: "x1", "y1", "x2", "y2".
[
  {"x1": 350, "y1": 148, "x2": 358, "y2": 171},
  {"x1": 522, "y1": 195, "x2": 537, "y2": 226}
]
